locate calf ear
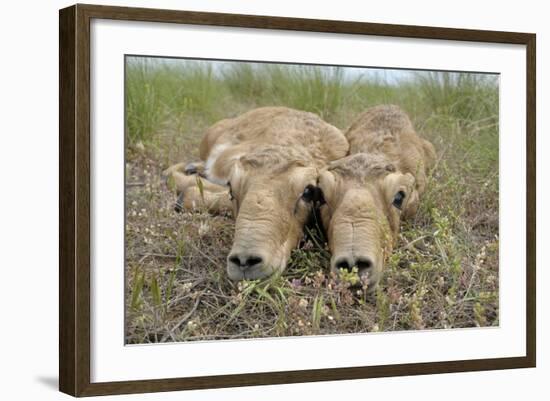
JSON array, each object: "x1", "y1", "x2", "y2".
[
  {"x1": 422, "y1": 139, "x2": 437, "y2": 170},
  {"x1": 402, "y1": 189, "x2": 420, "y2": 219},
  {"x1": 317, "y1": 169, "x2": 336, "y2": 205},
  {"x1": 401, "y1": 173, "x2": 419, "y2": 219}
]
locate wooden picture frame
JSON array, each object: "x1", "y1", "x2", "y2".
[{"x1": 59, "y1": 3, "x2": 536, "y2": 397}]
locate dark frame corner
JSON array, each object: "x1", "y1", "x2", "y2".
[{"x1": 59, "y1": 3, "x2": 536, "y2": 397}]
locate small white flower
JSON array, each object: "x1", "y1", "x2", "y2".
[
  {"x1": 198, "y1": 221, "x2": 210, "y2": 237},
  {"x1": 181, "y1": 282, "x2": 193, "y2": 293}
]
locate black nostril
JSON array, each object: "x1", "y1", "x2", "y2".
[
  {"x1": 335, "y1": 259, "x2": 351, "y2": 271},
  {"x1": 228, "y1": 255, "x2": 241, "y2": 266},
  {"x1": 356, "y1": 257, "x2": 373, "y2": 270},
  {"x1": 228, "y1": 254, "x2": 263, "y2": 270},
  {"x1": 245, "y1": 256, "x2": 263, "y2": 268}
]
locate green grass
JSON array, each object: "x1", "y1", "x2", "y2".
[{"x1": 124, "y1": 57, "x2": 499, "y2": 343}]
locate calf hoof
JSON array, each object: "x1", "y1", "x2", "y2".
[
  {"x1": 174, "y1": 192, "x2": 185, "y2": 213},
  {"x1": 184, "y1": 162, "x2": 201, "y2": 175}
]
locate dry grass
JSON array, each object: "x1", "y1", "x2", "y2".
[{"x1": 124, "y1": 59, "x2": 499, "y2": 344}]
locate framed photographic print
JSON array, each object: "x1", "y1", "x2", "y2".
[{"x1": 59, "y1": 4, "x2": 536, "y2": 397}]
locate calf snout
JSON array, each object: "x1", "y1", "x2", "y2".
[
  {"x1": 226, "y1": 250, "x2": 271, "y2": 281},
  {"x1": 333, "y1": 255, "x2": 374, "y2": 273},
  {"x1": 228, "y1": 253, "x2": 264, "y2": 271},
  {"x1": 331, "y1": 253, "x2": 381, "y2": 292}
]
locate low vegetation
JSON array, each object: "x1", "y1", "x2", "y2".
[{"x1": 125, "y1": 58, "x2": 499, "y2": 343}]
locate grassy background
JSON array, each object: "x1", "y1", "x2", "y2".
[{"x1": 124, "y1": 57, "x2": 499, "y2": 343}]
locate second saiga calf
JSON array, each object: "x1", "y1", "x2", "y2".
[{"x1": 317, "y1": 105, "x2": 436, "y2": 292}]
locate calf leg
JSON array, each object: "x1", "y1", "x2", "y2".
[
  {"x1": 162, "y1": 161, "x2": 206, "y2": 178},
  {"x1": 168, "y1": 171, "x2": 232, "y2": 215}
]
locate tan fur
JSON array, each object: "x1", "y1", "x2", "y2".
[
  {"x1": 164, "y1": 107, "x2": 349, "y2": 280},
  {"x1": 318, "y1": 105, "x2": 436, "y2": 292},
  {"x1": 201, "y1": 107, "x2": 348, "y2": 182},
  {"x1": 345, "y1": 104, "x2": 436, "y2": 197}
]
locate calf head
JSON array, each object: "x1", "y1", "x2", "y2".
[
  {"x1": 226, "y1": 146, "x2": 324, "y2": 280},
  {"x1": 317, "y1": 153, "x2": 418, "y2": 292}
]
